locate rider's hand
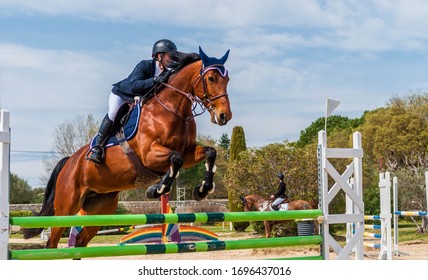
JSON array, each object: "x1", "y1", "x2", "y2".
[
  {"x1": 270, "y1": 195, "x2": 274, "y2": 200},
  {"x1": 154, "y1": 70, "x2": 171, "y2": 84}
]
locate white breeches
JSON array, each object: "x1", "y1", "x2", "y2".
[{"x1": 108, "y1": 92, "x2": 128, "y2": 121}]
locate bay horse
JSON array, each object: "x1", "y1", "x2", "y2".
[
  {"x1": 23, "y1": 47, "x2": 232, "y2": 249},
  {"x1": 241, "y1": 194, "x2": 319, "y2": 238}
]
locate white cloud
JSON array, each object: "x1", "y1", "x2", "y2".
[
  {"x1": 1, "y1": 0, "x2": 428, "y2": 54},
  {"x1": 0, "y1": 44, "x2": 122, "y2": 110}
]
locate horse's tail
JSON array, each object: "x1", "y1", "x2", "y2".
[{"x1": 23, "y1": 157, "x2": 70, "y2": 239}]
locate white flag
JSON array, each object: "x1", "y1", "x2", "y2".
[{"x1": 326, "y1": 99, "x2": 340, "y2": 117}]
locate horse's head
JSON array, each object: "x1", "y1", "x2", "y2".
[
  {"x1": 196, "y1": 47, "x2": 232, "y2": 126},
  {"x1": 240, "y1": 196, "x2": 249, "y2": 211},
  {"x1": 240, "y1": 195, "x2": 256, "y2": 211}
]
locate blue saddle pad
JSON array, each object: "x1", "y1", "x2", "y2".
[{"x1": 90, "y1": 103, "x2": 141, "y2": 149}]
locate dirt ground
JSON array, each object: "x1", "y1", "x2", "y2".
[{"x1": 10, "y1": 231, "x2": 428, "y2": 260}]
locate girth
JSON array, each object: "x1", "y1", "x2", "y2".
[{"x1": 115, "y1": 130, "x2": 161, "y2": 188}]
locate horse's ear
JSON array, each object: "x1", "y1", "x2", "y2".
[
  {"x1": 219, "y1": 49, "x2": 230, "y2": 65},
  {"x1": 199, "y1": 46, "x2": 230, "y2": 66},
  {"x1": 199, "y1": 46, "x2": 210, "y2": 66}
]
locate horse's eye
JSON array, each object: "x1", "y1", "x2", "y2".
[{"x1": 208, "y1": 76, "x2": 215, "y2": 82}]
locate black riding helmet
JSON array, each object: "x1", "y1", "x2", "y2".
[
  {"x1": 152, "y1": 39, "x2": 177, "y2": 57},
  {"x1": 277, "y1": 172, "x2": 284, "y2": 180}
]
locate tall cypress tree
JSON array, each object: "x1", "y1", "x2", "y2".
[
  {"x1": 227, "y1": 126, "x2": 249, "y2": 231},
  {"x1": 229, "y1": 126, "x2": 246, "y2": 161}
]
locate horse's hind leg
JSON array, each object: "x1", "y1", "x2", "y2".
[
  {"x1": 46, "y1": 227, "x2": 67, "y2": 248},
  {"x1": 46, "y1": 181, "x2": 82, "y2": 248},
  {"x1": 75, "y1": 192, "x2": 119, "y2": 248}
]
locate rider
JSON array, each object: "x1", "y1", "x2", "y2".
[
  {"x1": 271, "y1": 172, "x2": 288, "y2": 211},
  {"x1": 87, "y1": 39, "x2": 178, "y2": 164}
]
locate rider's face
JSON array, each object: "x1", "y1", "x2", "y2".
[{"x1": 156, "y1": 53, "x2": 172, "y2": 70}]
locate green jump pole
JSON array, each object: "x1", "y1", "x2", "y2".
[
  {"x1": 10, "y1": 235, "x2": 323, "y2": 260},
  {"x1": 11, "y1": 210, "x2": 323, "y2": 228},
  {"x1": 270, "y1": 255, "x2": 324, "y2": 260}
]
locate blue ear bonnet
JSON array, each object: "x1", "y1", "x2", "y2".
[{"x1": 199, "y1": 46, "x2": 230, "y2": 76}]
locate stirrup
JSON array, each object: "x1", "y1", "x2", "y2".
[{"x1": 85, "y1": 145, "x2": 105, "y2": 163}]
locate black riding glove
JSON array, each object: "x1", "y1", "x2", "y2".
[{"x1": 154, "y1": 70, "x2": 171, "y2": 85}]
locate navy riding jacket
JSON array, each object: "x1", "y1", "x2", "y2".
[{"x1": 112, "y1": 59, "x2": 156, "y2": 102}]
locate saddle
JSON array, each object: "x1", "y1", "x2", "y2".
[
  {"x1": 270, "y1": 202, "x2": 289, "y2": 211},
  {"x1": 89, "y1": 102, "x2": 141, "y2": 150},
  {"x1": 269, "y1": 197, "x2": 290, "y2": 211}
]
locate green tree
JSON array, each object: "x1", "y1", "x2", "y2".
[
  {"x1": 229, "y1": 126, "x2": 247, "y2": 161},
  {"x1": 217, "y1": 132, "x2": 230, "y2": 159},
  {"x1": 296, "y1": 115, "x2": 364, "y2": 148},
  {"x1": 227, "y1": 126, "x2": 249, "y2": 231},
  {"x1": 10, "y1": 173, "x2": 34, "y2": 204},
  {"x1": 31, "y1": 187, "x2": 47, "y2": 204},
  {"x1": 359, "y1": 93, "x2": 428, "y2": 171},
  {"x1": 356, "y1": 93, "x2": 428, "y2": 231}
]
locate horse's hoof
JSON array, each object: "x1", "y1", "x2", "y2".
[
  {"x1": 193, "y1": 184, "x2": 208, "y2": 201},
  {"x1": 145, "y1": 185, "x2": 162, "y2": 199}
]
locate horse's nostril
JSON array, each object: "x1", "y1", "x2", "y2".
[{"x1": 219, "y1": 113, "x2": 227, "y2": 124}]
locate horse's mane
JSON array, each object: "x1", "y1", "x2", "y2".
[{"x1": 167, "y1": 51, "x2": 201, "y2": 73}]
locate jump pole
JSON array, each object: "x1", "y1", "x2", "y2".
[
  {"x1": 11, "y1": 235, "x2": 323, "y2": 260},
  {"x1": 11, "y1": 210, "x2": 323, "y2": 228},
  {"x1": 0, "y1": 110, "x2": 10, "y2": 261}
]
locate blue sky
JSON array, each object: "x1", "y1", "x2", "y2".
[{"x1": 1, "y1": 1, "x2": 428, "y2": 187}]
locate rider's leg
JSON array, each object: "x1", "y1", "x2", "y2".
[
  {"x1": 88, "y1": 115, "x2": 113, "y2": 163},
  {"x1": 88, "y1": 93, "x2": 125, "y2": 163},
  {"x1": 272, "y1": 197, "x2": 285, "y2": 211}
]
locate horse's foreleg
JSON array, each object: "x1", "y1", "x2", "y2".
[
  {"x1": 264, "y1": 221, "x2": 272, "y2": 238},
  {"x1": 183, "y1": 146, "x2": 217, "y2": 201},
  {"x1": 146, "y1": 152, "x2": 183, "y2": 199}
]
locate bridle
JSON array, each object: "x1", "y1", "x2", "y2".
[
  {"x1": 152, "y1": 62, "x2": 229, "y2": 154},
  {"x1": 155, "y1": 63, "x2": 229, "y2": 120},
  {"x1": 194, "y1": 64, "x2": 229, "y2": 108}
]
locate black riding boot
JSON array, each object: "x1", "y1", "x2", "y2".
[{"x1": 87, "y1": 115, "x2": 113, "y2": 163}]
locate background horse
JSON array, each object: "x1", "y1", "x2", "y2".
[
  {"x1": 241, "y1": 194, "x2": 319, "y2": 238},
  {"x1": 23, "y1": 47, "x2": 232, "y2": 249}
]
